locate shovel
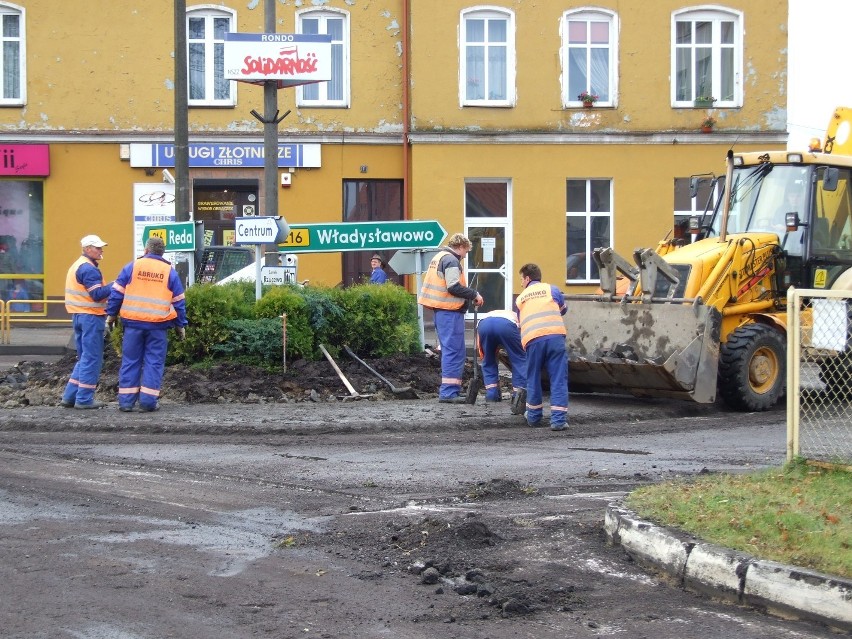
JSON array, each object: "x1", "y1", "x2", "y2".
[
  {"x1": 343, "y1": 345, "x2": 419, "y2": 400},
  {"x1": 465, "y1": 306, "x2": 483, "y2": 404},
  {"x1": 318, "y1": 343, "x2": 373, "y2": 401}
]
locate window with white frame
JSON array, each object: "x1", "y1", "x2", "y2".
[
  {"x1": 187, "y1": 7, "x2": 235, "y2": 106},
  {"x1": 672, "y1": 8, "x2": 742, "y2": 107},
  {"x1": 562, "y1": 9, "x2": 616, "y2": 108},
  {"x1": 566, "y1": 179, "x2": 612, "y2": 283},
  {"x1": 460, "y1": 7, "x2": 515, "y2": 107},
  {"x1": 297, "y1": 9, "x2": 349, "y2": 107},
  {"x1": 0, "y1": 3, "x2": 24, "y2": 105}
]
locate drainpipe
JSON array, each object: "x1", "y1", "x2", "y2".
[{"x1": 402, "y1": 0, "x2": 411, "y2": 220}]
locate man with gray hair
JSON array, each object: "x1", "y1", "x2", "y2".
[
  {"x1": 106, "y1": 236, "x2": 188, "y2": 412},
  {"x1": 418, "y1": 232, "x2": 483, "y2": 403},
  {"x1": 61, "y1": 234, "x2": 113, "y2": 409}
]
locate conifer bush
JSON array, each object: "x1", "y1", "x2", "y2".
[{"x1": 166, "y1": 281, "x2": 420, "y2": 366}]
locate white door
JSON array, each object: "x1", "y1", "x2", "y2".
[{"x1": 464, "y1": 179, "x2": 512, "y2": 314}]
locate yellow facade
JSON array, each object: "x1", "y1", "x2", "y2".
[{"x1": 0, "y1": 0, "x2": 787, "y2": 311}]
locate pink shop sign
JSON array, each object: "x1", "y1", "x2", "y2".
[{"x1": 0, "y1": 144, "x2": 50, "y2": 176}]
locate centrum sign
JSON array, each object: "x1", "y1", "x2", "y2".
[
  {"x1": 278, "y1": 220, "x2": 447, "y2": 253},
  {"x1": 235, "y1": 216, "x2": 289, "y2": 244}
]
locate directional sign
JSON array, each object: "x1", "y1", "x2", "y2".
[
  {"x1": 235, "y1": 216, "x2": 289, "y2": 244},
  {"x1": 277, "y1": 220, "x2": 446, "y2": 254},
  {"x1": 261, "y1": 266, "x2": 297, "y2": 285},
  {"x1": 142, "y1": 221, "x2": 195, "y2": 251},
  {"x1": 388, "y1": 249, "x2": 443, "y2": 275}
]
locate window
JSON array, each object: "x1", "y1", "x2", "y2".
[
  {"x1": 0, "y1": 180, "x2": 43, "y2": 312},
  {"x1": 342, "y1": 180, "x2": 402, "y2": 286},
  {"x1": 673, "y1": 176, "x2": 724, "y2": 242},
  {"x1": 297, "y1": 9, "x2": 349, "y2": 107},
  {"x1": 460, "y1": 8, "x2": 515, "y2": 107},
  {"x1": 562, "y1": 10, "x2": 616, "y2": 108},
  {"x1": 0, "y1": 3, "x2": 24, "y2": 105},
  {"x1": 566, "y1": 179, "x2": 612, "y2": 283},
  {"x1": 672, "y1": 8, "x2": 742, "y2": 107},
  {"x1": 187, "y1": 7, "x2": 235, "y2": 106}
]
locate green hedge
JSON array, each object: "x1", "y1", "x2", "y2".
[{"x1": 165, "y1": 281, "x2": 421, "y2": 366}]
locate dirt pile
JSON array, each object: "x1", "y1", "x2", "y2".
[{"x1": 0, "y1": 348, "x2": 461, "y2": 406}]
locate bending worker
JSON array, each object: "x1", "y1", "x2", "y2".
[
  {"x1": 106, "y1": 237, "x2": 188, "y2": 412},
  {"x1": 418, "y1": 233, "x2": 483, "y2": 403},
  {"x1": 477, "y1": 309, "x2": 527, "y2": 414},
  {"x1": 61, "y1": 234, "x2": 113, "y2": 409},
  {"x1": 514, "y1": 263, "x2": 569, "y2": 431}
]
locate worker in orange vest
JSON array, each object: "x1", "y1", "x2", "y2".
[
  {"x1": 418, "y1": 233, "x2": 483, "y2": 403},
  {"x1": 514, "y1": 263, "x2": 568, "y2": 431},
  {"x1": 61, "y1": 235, "x2": 113, "y2": 409},
  {"x1": 106, "y1": 236, "x2": 188, "y2": 412}
]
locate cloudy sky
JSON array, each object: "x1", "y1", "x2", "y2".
[{"x1": 786, "y1": 0, "x2": 852, "y2": 148}]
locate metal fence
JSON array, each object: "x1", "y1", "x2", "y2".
[
  {"x1": 0, "y1": 298, "x2": 72, "y2": 344},
  {"x1": 787, "y1": 287, "x2": 852, "y2": 467}
]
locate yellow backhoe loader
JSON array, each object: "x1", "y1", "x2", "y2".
[{"x1": 566, "y1": 107, "x2": 852, "y2": 411}]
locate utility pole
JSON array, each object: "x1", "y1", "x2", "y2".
[
  {"x1": 174, "y1": 0, "x2": 190, "y2": 222},
  {"x1": 246, "y1": 0, "x2": 290, "y2": 300}
]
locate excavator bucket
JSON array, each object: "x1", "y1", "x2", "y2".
[{"x1": 567, "y1": 300, "x2": 722, "y2": 402}]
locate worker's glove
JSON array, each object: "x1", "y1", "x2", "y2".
[
  {"x1": 176, "y1": 326, "x2": 186, "y2": 341},
  {"x1": 106, "y1": 316, "x2": 117, "y2": 332}
]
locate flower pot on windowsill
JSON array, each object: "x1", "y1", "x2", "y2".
[
  {"x1": 582, "y1": 101, "x2": 594, "y2": 108},
  {"x1": 694, "y1": 98, "x2": 716, "y2": 108},
  {"x1": 701, "y1": 126, "x2": 714, "y2": 133}
]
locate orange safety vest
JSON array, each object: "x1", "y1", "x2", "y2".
[
  {"x1": 417, "y1": 250, "x2": 468, "y2": 310},
  {"x1": 64, "y1": 256, "x2": 107, "y2": 315},
  {"x1": 118, "y1": 258, "x2": 178, "y2": 323},
  {"x1": 515, "y1": 282, "x2": 566, "y2": 348}
]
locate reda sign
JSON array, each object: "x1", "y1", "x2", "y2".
[{"x1": 224, "y1": 33, "x2": 332, "y2": 88}]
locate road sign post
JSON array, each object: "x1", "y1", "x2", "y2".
[
  {"x1": 235, "y1": 216, "x2": 290, "y2": 300},
  {"x1": 388, "y1": 249, "x2": 444, "y2": 347},
  {"x1": 142, "y1": 221, "x2": 199, "y2": 286}
]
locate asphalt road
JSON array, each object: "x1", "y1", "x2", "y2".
[{"x1": 0, "y1": 397, "x2": 837, "y2": 638}]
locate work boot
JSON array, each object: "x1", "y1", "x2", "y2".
[
  {"x1": 139, "y1": 404, "x2": 160, "y2": 412},
  {"x1": 510, "y1": 389, "x2": 526, "y2": 415},
  {"x1": 74, "y1": 400, "x2": 106, "y2": 410},
  {"x1": 438, "y1": 396, "x2": 466, "y2": 404},
  {"x1": 119, "y1": 405, "x2": 136, "y2": 413},
  {"x1": 59, "y1": 399, "x2": 75, "y2": 408}
]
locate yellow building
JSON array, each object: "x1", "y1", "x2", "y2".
[{"x1": 0, "y1": 0, "x2": 787, "y2": 315}]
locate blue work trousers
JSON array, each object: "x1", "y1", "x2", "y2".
[
  {"x1": 525, "y1": 334, "x2": 569, "y2": 426},
  {"x1": 117, "y1": 326, "x2": 169, "y2": 411},
  {"x1": 478, "y1": 317, "x2": 526, "y2": 401},
  {"x1": 435, "y1": 309, "x2": 466, "y2": 399},
  {"x1": 62, "y1": 313, "x2": 106, "y2": 406}
]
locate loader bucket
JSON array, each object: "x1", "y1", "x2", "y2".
[{"x1": 566, "y1": 299, "x2": 722, "y2": 403}]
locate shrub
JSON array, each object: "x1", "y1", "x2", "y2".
[
  {"x1": 167, "y1": 283, "x2": 255, "y2": 364},
  {"x1": 162, "y1": 280, "x2": 421, "y2": 366},
  {"x1": 210, "y1": 318, "x2": 285, "y2": 364},
  {"x1": 334, "y1": 283, "x2": 421, "y2": 356},
  {"x1": 253, "y1": 285, "x2": 313, "y2": 359}
]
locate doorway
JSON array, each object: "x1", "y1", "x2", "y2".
[{"x1": 465, "y1": 180, "x2": 512, "y2": 313}]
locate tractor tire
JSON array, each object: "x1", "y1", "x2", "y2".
[{"x1": 718, "y1": 323, "x2": 785, "y2": 411}]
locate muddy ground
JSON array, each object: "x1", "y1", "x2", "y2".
[{"x1": 1, "y1": 348, "x2": 461, "y2": 406}]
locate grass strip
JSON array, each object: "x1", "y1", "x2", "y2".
[{"x1": 625, "y1": 459, "x2": 851, "y2": 578}]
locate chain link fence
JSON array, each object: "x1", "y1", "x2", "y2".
[{"x1": 787, "y1": 288, "x2": 852, "y2": 467}]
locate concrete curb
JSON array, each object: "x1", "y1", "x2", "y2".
[{"x1": 604, "y1": 504, "x2": 852, "y2": 632}]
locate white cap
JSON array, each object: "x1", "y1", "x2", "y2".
[{"x1": 81, "y1": 234, "x2": 107, "y2": 248}]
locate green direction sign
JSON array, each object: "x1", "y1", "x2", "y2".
[
  {"x1": 277, "y1": 220, "x2": 446, "y2": 253},
  {"x1": 142, "y1": 221, "x2": 196, "y2": 251}
]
